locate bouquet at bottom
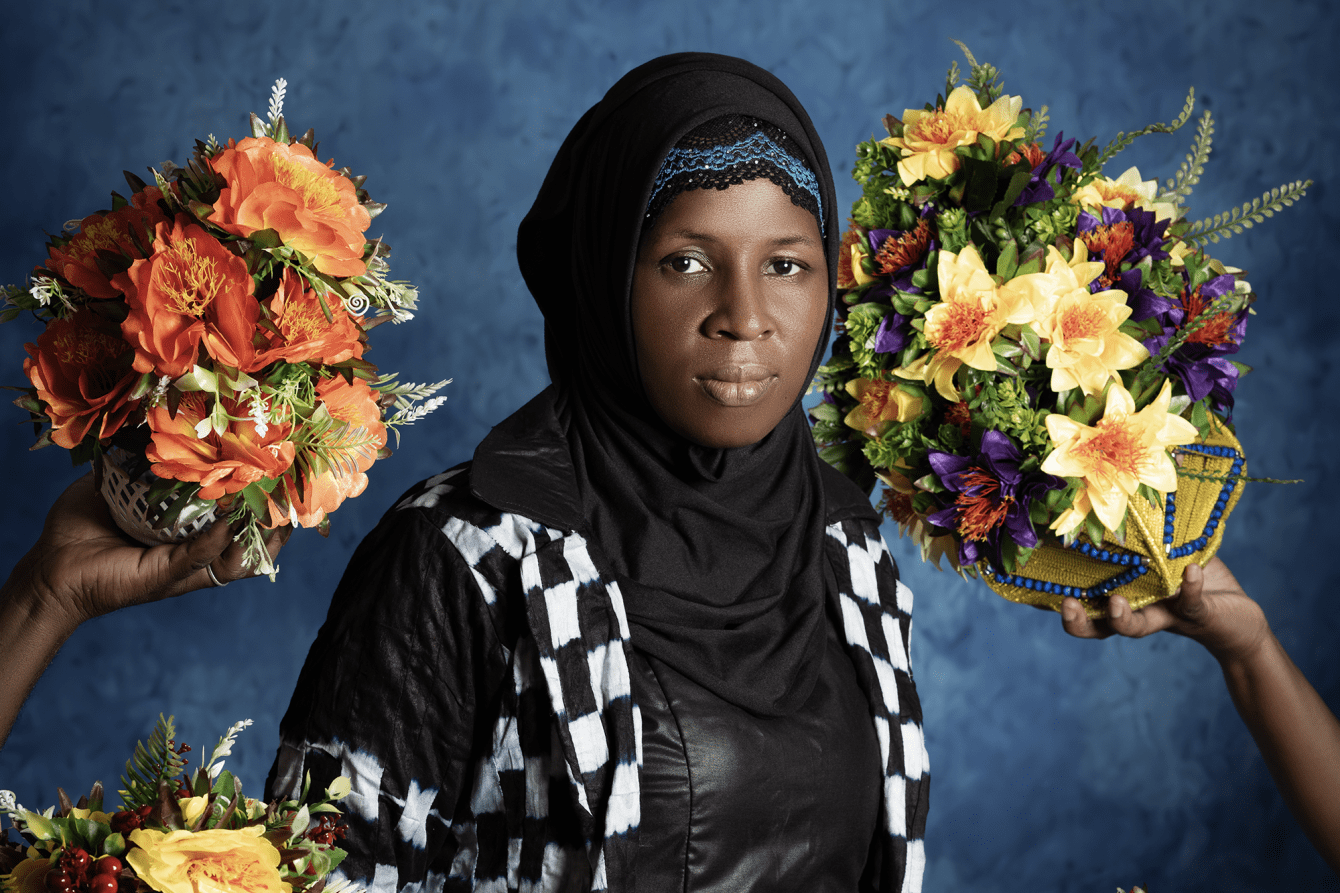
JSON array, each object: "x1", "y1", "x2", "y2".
[
  {"x1": 4, "y1": 79, "x2": 447, "y2": 573},
  {"x1": 0, "y1": 717, "x2": 354, "y2": 893},
  {"x1": 811, "y1": 45, "x2": 1308, "y2": 616}
]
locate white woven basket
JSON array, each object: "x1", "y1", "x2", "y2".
[{"x1": 98, "y1": 447, "x2": 217, "y2": 546}]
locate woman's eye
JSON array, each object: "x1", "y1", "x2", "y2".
[
  {"x1": 667, "y1": 256, "x2": 705, "y2": 274},
  {"x1": 768, "y1": 258, "x2": 803, "y2": 276}
]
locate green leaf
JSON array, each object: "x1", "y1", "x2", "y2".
[
  {"x1": 995, "y1": 238, "x2": 1019, "y2": 279},
  {"x1": 809, "y1": 402, "x2": 841, "y2": 424},
  {"x1": 239, "y1": 482, "x2": 271, "y2": 520},
  {"x1": 103, "y1": 832, "x2": 127, "y2": 857},
  {"x1": 1084, "y1": 512, "x2": 1107, "y2": 550},
  {"x1": 959, "y1": 156, "x2": 998, "y2": 212}
]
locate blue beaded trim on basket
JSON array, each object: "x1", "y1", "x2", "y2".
[
  {"x1": 982, "y1": 541, "x2": 1149, "y2": 601},
  {"x1": 1164, "y1": 443, "x2": 1244, "y2": 559},
  {"x1": 648, "y1": 130, "x2": 825, "y2": 235},
  {"x1": 983, "y1": 441, "x2": 1243, "y2": 600}
]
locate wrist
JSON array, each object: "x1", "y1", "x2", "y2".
[{"x1": 1, "y1": 549, "x2": 86, "y2": 642}]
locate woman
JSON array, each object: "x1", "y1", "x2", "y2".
[{"x1": 266, "y1": 53, "x2": 928, "y2": 892}]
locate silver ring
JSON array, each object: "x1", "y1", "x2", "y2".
[{"x1": 205, "y1": 563, "x2": 227, "y2": 588}]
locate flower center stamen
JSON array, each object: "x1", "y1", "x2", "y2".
[
  {"x1": 927, "y1": 302, "x2": 987, "y2": 353},
  {"x1": 1080, "y1": 221, "x2": 1135, "y2": 288},
  {"x1": 270, "y1": 154, "x2": 343, "y2": 216},
  {"x1": 954, "y1": 469, "x2": 1013, "y2": 542},
  {"x1": 157, "y1": 238, "x2": 225, "y2": 318},
  {"x1": 874, "y1": 219, "x2": 932, "y2": 275}
]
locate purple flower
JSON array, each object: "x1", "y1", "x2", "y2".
[
  {"x1": 1143, "y1": 272, "x2": 1248, "y2": 413},
  {"x1": 926, "y1": 430, "x2": 1064, "y2": 567},
  {"x1": 1013, "y1": 133, "x2": 1082, "y2": 206}
]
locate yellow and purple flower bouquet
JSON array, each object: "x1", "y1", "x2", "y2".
[
  {"x1": 3, "y1": 80, "x2": 447, "y2": 573},
  {"x1": 811, "y1": 46, "x2": 1309, "y2": 616},
  {"x1": 0, "y1": 717, "x2": 356, "y2": 893}
]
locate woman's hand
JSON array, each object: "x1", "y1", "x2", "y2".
[
  {"x1": 0, "y1": 474, "x2": 289, "y2": 749},
  {"x1": 12, "y1": 473, "x2": 289, "y2": 630},
  {"x1": 1058, "y1": 557, "x2": 1270, "y2": 666}
]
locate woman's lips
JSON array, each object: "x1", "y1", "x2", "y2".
[{"x1": 695, "y1": 365, "x2": 778, "y2": 407}]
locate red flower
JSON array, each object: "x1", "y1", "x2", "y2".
[
  {"x1": 116, "y1": 216, "x2": 259, "y2": 377},
  {"x1": 269, "y1": 376, "x2": 385, "y2": 528},
  {"x1": 45, "y1": 191, "x2": 170, "y2": 298},
  {"x1": 147, "y1": 391, "x2": 294, "y2": 500},
  {"x1": 23, "y1": 310, "x2": 140, "y2": 449},
  {"x1": 253, "y1": 268, "x2": 364, "y2": 369},
  {"x1": 208, "y1": 137, "x2": 372, "y2": 278}
]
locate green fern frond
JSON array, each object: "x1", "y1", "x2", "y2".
[
  {"x1": 1090, "y1": 88, "x2": 1196, "y2": 172},
  {"x1": 1160, "y1": 109, "x2": 1214, "y2": 204},
  {"x1": 119, "y1": 714, "x2": 188, "y2": 810},
  {"x1": 953, "y1": 40, "x2": 1004, "y2": 104},
  {"x1": 943, "y1": 60, "x2": 961, "y2": 99},
  {"x1": 1182, "y1": 180, "x2": 1312, "y2": 246},
  {"x1": 1024, "y1": 104, "x2": 1050, "y2": 143}
]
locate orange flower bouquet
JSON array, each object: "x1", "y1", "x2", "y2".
[
  {"x1": 4, "y1": 80, "x2": 447, "y2": 573},
  {"x1": 0, "y1": 716, "x2": 358, "y2": 893}
]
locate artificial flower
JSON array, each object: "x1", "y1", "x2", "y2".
[
  {"x1": 1042, "y1": 380, "x2": 1198, "y2": 535},
  {"x1": 209, "y1": 136, "x2": 372, "y2": 277},
  {"x1": 253, "y1": 268, "x2": 364, "y2": 369},
  {"x1": 2, "y1": 853, "x2": 51, "y2": 893},
  {"x1": 870, "y1": 219, "x2": 932, "y2": 279},
  {"x1": 1144, "y1": 272, "x2": 1247, "y2": 410},
  {"x1": 926, "y1": 429, "x2": 1064, "y2": 566},
  {"x1": 22, "y1": 310, "x2": 140, "y2": 449},
  {"x1": 1012, "y1": 244, "x2": 1148, "y2": 395},
  {"x1": 146, "y1": 392, "x2": 295, "y2": 501},
  {"x1": 1011, "y1": 133, "x2": 1082, "y2": 206},
  {"x1": 881, "y1": 488, "x2": 961, "y2": 572},
  {"x1": 910, "y1": 244, "x2": 1032, "y2": 400},
  {"x1": 838, "y1": 225, "x2": 873, "y2": 288},
  {"x1": 1071, "y1": 166, "x2": 1178, "y2": 223},
  {"x1": 268, "y1": 376, "x2": 386, "y2": 528},
  {"x1": 116, "y1": 216, "x2": 258, "y2": 378},
  {"x1": 126, "y1": 826, "x2": 288, "y2": 893},
  {"x1": 883, "y1": 85, "x2": 1024, "y2": 185},
  {"x1": 45, "y1": 195, "x2": 170, "y2": 299},
  {"x1": 843, "y1": 377, "x2": 923, "y2": 437}
]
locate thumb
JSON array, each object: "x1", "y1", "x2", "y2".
[{"x1": 1172, "y1": 562, "x2": 1210, "y2": 625}]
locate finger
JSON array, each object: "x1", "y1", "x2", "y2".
[{"x1": 1060, "y1": 597, "x2": 1112, "y2": 639}]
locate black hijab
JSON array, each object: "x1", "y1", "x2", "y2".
[{"x1": 515, "y1": 53, "x2": 839, "y2": 717}]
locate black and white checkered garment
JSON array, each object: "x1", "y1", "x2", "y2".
[{"x1": 269, "y1": 466, "x2": 928, "y2": 892}]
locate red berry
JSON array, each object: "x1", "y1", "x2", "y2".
[
  {"x1": 93, "y1": 857, "x2": 122, "y2": 877},
  {"x1": 88, "y1": 876, "x2": 117, "y2": 893},
  {"x1": 65, "y1": 850, "x2": 91, "y2": 875},
  {"x1": 45, "y1": 871, "x2": 74, "y2": 893}
]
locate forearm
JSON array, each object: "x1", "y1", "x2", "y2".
[
  {"x1": 0, "y1": 559, "x2": 80, "y2": 750},
  {"x1": 1220, "y1": 632, "x2": 1340, "y2": 872}
]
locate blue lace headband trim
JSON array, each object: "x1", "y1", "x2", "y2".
[{"x1": 647, "y1": 130, "x2": 825, "y2": 236}]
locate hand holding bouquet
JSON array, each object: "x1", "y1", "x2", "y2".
[
  {"x1": 812, "y1": 45, "x2": 1308, "y2": 615},
  {"x1": 5, "y1": 80, "x2": 447, "y2": 573}
]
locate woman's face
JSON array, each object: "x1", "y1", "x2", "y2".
[{"x1": 631, "y1": 178, "x2": 829, "y2": 449}]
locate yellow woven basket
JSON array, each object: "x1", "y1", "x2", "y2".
[{"x1": 980, "y1": 423, "x2": 1246, "y2": 618}]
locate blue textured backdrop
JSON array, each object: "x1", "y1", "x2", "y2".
[{"x1": 1, "y1": 1, "x2": 1337, "y2": 889}]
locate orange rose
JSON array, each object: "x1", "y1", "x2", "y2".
[
  {"x1": 147, "y1": 391, "x2": 295, "y2": 501},
  {"x1": 208, "y1": 137, "x2": 372, "y2": 278},
  {"x1": 116, "y1": 216, "x2": 258, "y2": 378},
  {"x1": 269, "y1": 376, "x2": 385, "y2": 527},
  {"x1": 253, "y1": 268, "x2": 364, "y2": 369},
  {"x1": 45, "y1": 191, "x2": 170, "y2": 299},
  {"x1": 23, "y1": 309, "x2": 140, "y2": 449}
]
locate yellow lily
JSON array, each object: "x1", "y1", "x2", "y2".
[{"x1": 882, "y1": 85, "x2": 1025, "y2": 186}]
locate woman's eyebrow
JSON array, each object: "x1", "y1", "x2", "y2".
[{"x1": 651, "y1": 230, "x2": 821, "y2": 248}]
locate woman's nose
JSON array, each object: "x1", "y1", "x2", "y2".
[{"x1": 702, "y1": 272, "x2": 774, "y2": 341}]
